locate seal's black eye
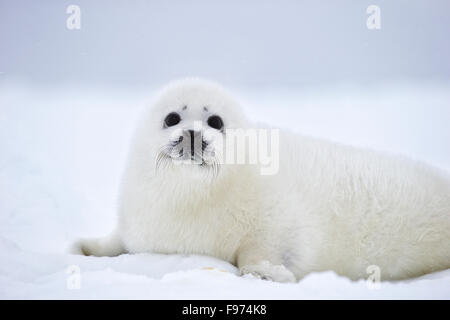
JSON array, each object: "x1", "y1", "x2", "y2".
[
  {"x1": 164, "y1": 112, "x2": 181, "y2": 127},
  {"x1": 207, "y1": 115, "x2": 224, "y2": 130}
]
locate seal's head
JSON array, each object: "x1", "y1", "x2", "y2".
[{"x1": 140, "y1": 78, "x2": 249, "y2": 182}]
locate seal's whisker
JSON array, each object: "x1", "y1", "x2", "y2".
[{"x1": 155, "y1": 144, "x2": 174, "y2": 174}]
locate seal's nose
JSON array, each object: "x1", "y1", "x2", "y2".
[
  {"x1": 183, "y1": 129, "x2": 200, "y2": 141},
  {"x1": 182, "y1": 129, "x2": 202, "y2": 160}
]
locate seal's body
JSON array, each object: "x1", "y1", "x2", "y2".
[{"x1": 74, "y1": 79, "x2": 450, "y2": 282}]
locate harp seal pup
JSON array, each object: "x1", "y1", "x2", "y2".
[{"x1": 72, "y1": 79, "x2": 450, "y2": 282}]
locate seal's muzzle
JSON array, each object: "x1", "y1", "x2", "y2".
[{"x1": 180, "y1": 129, "x2": 204, "y2": 164}]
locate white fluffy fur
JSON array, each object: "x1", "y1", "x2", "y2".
[{"x1": 73, "y1": 79, "x2": 450, "y2": 282}]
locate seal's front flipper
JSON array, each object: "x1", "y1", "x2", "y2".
[
  {"x1": 239, "y1": 260, "x2": 297, "y2": 283},
  {"x1": 236, "y1": 240, "x2": 297, "y2": 283}
]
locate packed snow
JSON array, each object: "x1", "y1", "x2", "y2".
[{"x1": 1, "y1": 82, "x2": 450, "y2": 299}]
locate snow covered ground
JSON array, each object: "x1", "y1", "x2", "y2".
[{"x1": 1, "y1": 81, "x2": 450, "y2": 299}]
